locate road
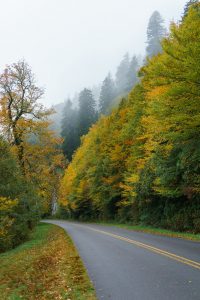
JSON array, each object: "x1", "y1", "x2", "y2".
[{"x1": 44, "y1": 220, "x2": 200, "y2": 300}]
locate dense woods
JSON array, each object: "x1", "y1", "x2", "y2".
[{"x1": 59, "y1": 4, "x2": 200, "y2": 232}]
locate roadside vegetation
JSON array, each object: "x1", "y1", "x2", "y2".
[
  {"x1": 0, "y1": 223, "x2": 96, "y2": 300},
  {"x1": 94, "y1": 222, "x2": 200, "y2": 241},
  {"x1": 0, "y1": 61, "x2": 65, "y2": 253}
]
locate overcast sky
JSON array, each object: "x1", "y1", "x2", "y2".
[{"x1": 0, "y1": 0, "x2": 186, "y2": 106}]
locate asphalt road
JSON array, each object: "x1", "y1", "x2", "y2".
[{"x1": 44, "y1": 220, "x2": 200, "y2": 300}]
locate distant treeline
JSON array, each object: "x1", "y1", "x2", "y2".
[{"x1": 59, "y1": 3, "x2": 200, "y2": 233}]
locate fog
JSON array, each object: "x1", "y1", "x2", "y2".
[{"x1": 0, "y1": 0, "x2": 186, "y2": 106}]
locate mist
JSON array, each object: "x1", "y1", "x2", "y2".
[{"x1": 0, "y1": 0, "x2": 186, "y2": 106}]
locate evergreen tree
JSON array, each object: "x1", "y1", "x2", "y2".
[
  {"x1": 78, "y1": 88, "x2": 97, "y2": 136},
  {"x1": 183, "y1": 0, "x2": 199, "y2": 18},
  {"x1": 61, "y1": 99, "x2": 79, "y2": 160},
  {"x1": 91, "y1": 84, "x2": 101, "y2": 109},
  {"x1": 99, "y1": 73, "x2": 116, "y2": 115},
  {"x1": 146, "y1": 11, "x2": 166, "y2": 58},
  {"x1": 115, "y1": 53, "x2": 130, "y2": 95},
  {"x1": 126, "y1": 55, "x2": 139, "y2": 92}
]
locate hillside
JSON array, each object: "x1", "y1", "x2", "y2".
[{"x1": 59, "y1": 5, "x2": 200, "y2": 233}]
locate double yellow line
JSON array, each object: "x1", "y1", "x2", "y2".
[{"x1": 82, "y1": 225, "x2": 200, "y2": 270}]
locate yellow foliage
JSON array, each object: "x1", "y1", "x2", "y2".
[
  {"x1": 126, "y1": 174, "x2": 140, "y2": 184},
  {"x1": 0, "y1": 197, "x2": 18, "y2": 212}
]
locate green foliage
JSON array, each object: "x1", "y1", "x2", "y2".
[
  {"x1": 0, "y1": 138, "x2": 40, "y2": 252},
  {"x1": 183, "y1": 0, "x2": 199, "y2": 18}
]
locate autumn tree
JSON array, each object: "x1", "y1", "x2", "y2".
[
  {"x1": 0, "y1": 60, "x2": 65, "y2": 216},
  {"x1": 183, "y1": 0, "x2": 199, "y2": 17},
  {"x1": 136, "y1": 4, "x2": 200, "y2": 230},
  {"x1": 0, "y1": 60, "x2": 52, "y2": 171}
]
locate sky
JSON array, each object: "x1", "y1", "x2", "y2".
[{"x1": 0, "y1": 0, "x2": 187, "y2": 106}]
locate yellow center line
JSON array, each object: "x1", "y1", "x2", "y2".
[{"x1": 77, "y1": 224, "x2": 200, "y2": 270}]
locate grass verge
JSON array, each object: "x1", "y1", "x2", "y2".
[
  {"x1": 94, "y1": 222, "x2": 200, "y2": 241},
  {"x1": 0, "y1": 223, "x2": 96, "y2": 300}
]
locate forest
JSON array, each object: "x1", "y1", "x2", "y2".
[
  {"x1": 59, "y1": 2, "x2": 200, "y2": 232},
  {"x1": 0, "y1": 0, "x2": 200, "y2": 254}
]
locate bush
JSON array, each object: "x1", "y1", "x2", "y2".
[{"x1": 0, "y1": 138, "x2": 40, "y2": 252}]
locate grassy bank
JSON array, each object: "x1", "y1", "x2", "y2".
[
  {"x1": 93, "y1": 222, "x2": 200, "y2": 241},
  {"x1": 0, "y1": 223, "x2": 96, "y2": 300}
]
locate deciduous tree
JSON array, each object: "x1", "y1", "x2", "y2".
[{"x1": 0, "y1": 60, "x2": 51, "y2": 170}]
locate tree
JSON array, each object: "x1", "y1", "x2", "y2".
[
  {"x1": 115, "y1": 53, "x2": 130, "y2": 95},
  {"x1": 0, "y1": 60, "x2": 65, "y2": 216},
  {"x1": 146, "y1": 11, "x2": 166, "y2": 58},
  {"x1": 91, "y1": 84, "x2": 101, "y2": 109},
  {"x1": 183, "y1": 0, "x2": 199, "y2": 18},
  {"x1": 78, "y1": 88, "x2": 97, "y2": 136},
  {"x1": 126, "y1": 55, "x2": 139, "y2": 92},
  {"x1": 61, "y1": 99, "x2": 80, "y2": 160},
  {"x1": 99, "y1": 73, "x2": 116, "y2": 115},
  {"x1": 0, "y1": 60, "x2": 51, "y2": 170}
]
